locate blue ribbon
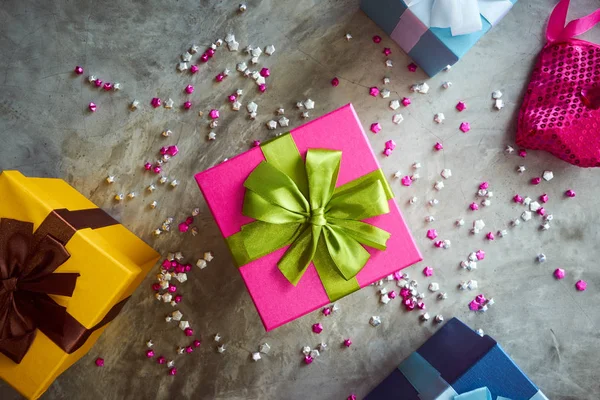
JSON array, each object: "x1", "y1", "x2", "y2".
[{"x1": 398, "y1": 352, "x2": 549, "y2": 400}]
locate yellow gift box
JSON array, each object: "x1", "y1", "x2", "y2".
[{"x1": 0, "y1": 171, "x2": 160, "y2": 400}]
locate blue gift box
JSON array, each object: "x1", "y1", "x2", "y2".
[
  {"x1": 365, "y1": 318, "x2": 548, "y2": 400},
  {"x1": 360, "y1": 0, "x2": 517, "y2": 77}
]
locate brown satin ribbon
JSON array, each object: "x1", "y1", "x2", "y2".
[{"x1": 0, "y1": 208, "x2": 126, "y2": 364}]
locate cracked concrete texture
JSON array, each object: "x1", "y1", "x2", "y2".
[{"x1": 1, "y1": 0, "x2": 600, "y2": 399}]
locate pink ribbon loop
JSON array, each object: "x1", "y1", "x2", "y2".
[{"x1": 546, "y1": 0, "x2": 600, "y2": 42}]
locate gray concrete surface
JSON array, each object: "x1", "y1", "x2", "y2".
[{"x1": 1, "y1": 0, "x2": 600, "y2": 399}]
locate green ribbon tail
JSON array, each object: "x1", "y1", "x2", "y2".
[
  {"x1": 313, "y1": 236, "x2": 361, "y2": 301},
  {"x1": 277, "y1": 224, "x2": 320, "y2": 286}
]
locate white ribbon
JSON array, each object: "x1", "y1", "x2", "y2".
[{"x1": 405, "y1": 0, "x2": 514, "y2": 36}]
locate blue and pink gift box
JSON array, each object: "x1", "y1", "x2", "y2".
[
  {"x1": 361, "y1": 0, "x2": 518, "y2": 76},
  {"x1": 366, "y1": 318, "x2": 547, "y2": 400}
]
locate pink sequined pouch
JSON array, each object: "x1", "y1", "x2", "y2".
[{"x1": 517, "y1": 0, "x2": 600, "y2": 167}]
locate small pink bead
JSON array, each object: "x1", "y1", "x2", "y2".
[
  {"x1": 304, "y1": 355, "x2": 314, "y2": 364},
  {"x1": 258, "y1": 83, "x2": 267, "y2": 93},
  {"x1": 407, "y1": 63, "x2": 418, "y2": 72},
  {"x1": 470, "y1": 202, "x2": 479, "y2": 211},
  {"x1": 151, "y1": 97, "x2": 161, "y2": 108},
  {"x1": 215, "y1": 73, "x2": 225, "y2": 82},
  {"x1": 423, "y1": 266, "x2": 433, "y2": 276},
  {"x1": 171, "y1": 260, "x2": 178, "y2": 268},
  {"x1": 400, "y1": 288, "x2": 410, "y2": 298},
  {"x1": 190, "y1": 65, "x2": 199, "y2": 74},
  {"x1": 348, "y1": 395, "x2": 357, "y2": 400},
  {"x1": 209, "y1": 109, "x2": 220, "y2": 119},
  {"x1": 162, "y1": 259, "x2": 171, "y2": 268},
  {"x1": 253, "y1": 140, "x2": 261, "y2": 147},
  {"x1": 383, "y1": 47, "x2": 391, "y2": 56},
  {"x1": 183, "y1": 101, "x2": 192, "y2": 110},
  {"x1": 513, "y1": 194, "x2": 523, "y2": 203},
  {"x1": 475, "y1": 294, "x2": 486, "y2": 304},
  {"x1": 193, "y1": 340, "x2": 201, "y2": 347},
  {"x1": 372, "y1": 35, "x2": 382, "y2": 43},
  {"x1": 185, "y1": 85, "x2": 194, "y2": 94},
  {"x1": 417, "y1": 302, "x2": 426, "y2": 310},
  {"x1": 565, "y1": 189, "x2": 576, "y2": 197},
  {"x1": 95, "y1": 357, "x2": 104, "y2": 367},
  {"x1": 167, "y1": 145, "x2": 179, "y2": 156},
  {"x1": 531, "y1": 177, "x2": 541, "y2": 185},
  {"x1": 383, "y1": 148, "x2": 392, "y2": 157},
  {"x1": 146, "y1": 350, "x2": 155, "y2": 358},
  {"x1": 175, "y1": 265, "x2": 185, "y2": 273},
  {"x1": 575, "y1": 280, "x2": 587, "y2": 291},
  {"x1": 184, "y1": 328, "x2": 194, "y2": 336},
  {"x1": 393, "y1": 271, "x2": 402, "y2": 280},
  {"x1": 94, "y1": 79, "x2": 103, "y2": 87},
  {"x1": 206, "y1": 48, "x2": 215, "y2": 57},
  {"x1": 185, "y1": 346, "x2": 193, "y2": 354},
  {"x1": 434, "y1": 142, "x2": 443, "y2": 151},
  {"x1": 469, "y1": 300, "x2": 481, "y2": 311},
  {"x1": 518, "y1": 149, "x2": 527, "y2": 157},
  {"x1": 157, "y1": 356, "x2": 166, "y2": 364},
  {"x1": 370, "y1": 122, "x2": 382, "y2": 134},
  {"x1": 455, "y1": 101, "x2": 467, "y2": 112},
  {"x1": 343, "y1": 338, "x2": 352, "y2": 347},
  {"x1": 553, "y1": 268, "x2": 566, "y2": 279},
  {"x1": 168, "y1": 285, "x2": 177, "y2": 293},
  {"x1": 144, "y1": 162, "x2": 152, "y2": 171},
  {"x1": 88, "y1": 102, "x2": 97, "y2": 112},
  {"x1": 312, "y1": 323, "x2": 323, "y2": 334},
  {"x1": 200, "y1": 53, "x2": 209, "y2": 62},
  {"x1": 185, "y1": 216, "x2": 194, "y2": 225},
  {"x1": 169, "y1": 368, "x2": 177, "y2": 376},
  {"x1": 404, "y1": 298, "x2": 416, "y2": 311},
  {"x1": 401, "y1": 176, "x2": 412, "y2": 186},
  {"x1": 74, "y1": 66, "x2": 84, "y2": 75},
  {"x1": 537, "y1": 207, "x2": 546, "y2": 216},
  {"x1": 385, "y1": 140, "x2": 396, "y2": 150},
  {"x1": 174, "y1": 294, "x2": 183, "y2": 303},
  {"x1": 260, "y1": 68, "x2": 270, "y2": 77},
  {"x1": 434, "y1": 240, "x2": 444, "y2": 248},
  {"x1": 388, "y1": 290, "x2": 397, "y2": 299},
  {"x1": 331, "y1": 77, "x2": 339, "y2": 87},
  {"x1": 486, "y1": 232, "x2": 495, "y2": 241},
  {"x1": 322, "y1": 307, "x2": 332, "y2": 316},
  {"x1": 153, "y1": 165, "x2": 162, "y2": 174},
  {"x1": 103, "y1": 82, "x2": 112, "y2": 91},
  {"x1": 151, "y1": 283, "x2": 160, "y2": 291},
  {"x1": 459, "y1": 122, "x2": 471, "y2": 133},
  {"x1": 228, "y1": 94, "x2": 237, "y2": 103},
  {"x1": 184, "y1": 264, "x2": 191, "y2": 272},
  {"x1": 426, "y1": 229, "x2": 438, "y2": 240},
  {"x1": 479, "y1": 182, "x2": 489, "y2": 190},
  {"x1": 401, "y1": 97, "x2": 411, "y2": 107},
  {"x1": 369, "y1": 87, "x2": 379, "y2": 97},
  {"x1": 540, "y1": 194, "x2": 549, "y2": 203},
  {"x1": 476, "y1": 250, "x2": 485, "y2": 260},
  {"x1": 160, "y1": 146, "x2": 168, "y2": 155}
]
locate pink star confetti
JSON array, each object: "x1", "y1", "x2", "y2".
[
  {"x1": 209, "y1": 109, "x2": 220, "y2": 119},
  {"x1": 513, "y1": 194, "x2": 523, "y2": 203},
  {"x1": 369, "y1": 87, "x2": 380, "y2": 97},
  {"x1": 565, "y1": 189, "x2": 576, "y2": 197},
  {"x1": 518, "y1": 149, "x2": 527, "y2": 157},
  {"x1": 94, "y1": 79, "x2": 103, "y2": 87},
  {"x1": 423, "y1": 266, "x2": 433, "y2": 276},
  {"x1": 486, "y1": 232, "x2": 495, "y2": 241},
  {"x1": 200, "y1": 53, "x2": 209, "y2": 62},
  {"x1": 407, "y1": 63, "x2": 418, "y2": 72},
  {"x1": 169, "y1": 368, "x2": 177, "y2": 376},
  {"x1": 215, "y1": 73, "x2": 225, "y2": 82},
  {"x1": 385, "y1": 140, "x2": 396, "y2": 150},
  {"x1": 157, "y1": 356, "x2": 166, "y2": 364},
  {"x1": 455, "y1": 101, "x2": 467, "y2": 112},
  {"x1": 404, "y1": 298, "x2": 416, "y2": 311},
  {"x1": 531, "y1": 177, "x2": 541, "y2": 185},
  {"x1": 383, "y1": 148, "x2": 392, "y2": 157},
  {"x1": 575, "y1": 280, "x2": 587, "y2": 291},
  {"x1": 434, "y1": 142, "x2": 443, "y2": 151},
  {"x1": 469, "y1": 300, "x2": 480, "y2": 311},
  {"x1": 540, "y1": 194, "x2": 549, "y2": 203},
  {"x1": 146, "y1": 349, "x2": 155, "y2": 358},
  {"x1": 343, "y1": 338, "x2": 352, "y2": 347},
  {"x1": 312, "y1": 323, "x2": 323, "y2": 334},
  {"x1": 258, "y1": 83, "x2": 267, "y2": 93},
  {"x1": 401, "y1": 176, "x2": 412, "y2": 186},
  {"x1": 459, "y1": 122, "x2": 471, "y2": 133},
  {"x1": 95, "y1": 358, "x2": 104, "y2": 367},
  {"x1": 185, "y1": 85, "x2": 194, "y2": 94},
  {"x1": 479, "y1": 182, "x2": 489, "y2": 190},
  {"x1": 190, "y1": 65, "x2": 199, "y2": 74},
  {"x1": 348, "y1": 395, "x2": 357, "y2": 400},
  {"x1": 469, "y1": 202, "x2": 479, "y2": 211},
  {"x1": 383, "y1": 47, "x2": 391, "y2": 56},
  {"x1": 476, "y1": 250, "x2": 485, "y2": 260},
  {"x1": 401, "y1": 97, "x2": 411, "y2": 107},
  {"x1": 400, "y1": 288, "x2": 410, "y2": 298},
  {"x1": 304, "y1": 355, "x2": 314, "y2": 364},
  {"x1": 183, "y1": 101, "x2": 192, "y2": 110},
  {"x1": 151, "y1": 97, "x2": 161, "y2": 108},
  {"x1": 553, "y1": 268, "x2": 566, "y2": 279},
  {"x1": 417, "y1": 302, "x2": 426, "y2": 310},
  {"x1": 252, "y1": 140, "x2": 261, "y2": 147},
  {"x1": 426, "y1": 229, "x2": 438, "y2": 240},
  {"x1": 331, "y1": 77, "x2": 339, "y2": 87},
  {"x1": 322, "y1": 307, "x2": 331, "y2": 316},
  {"x1": 388, "y1": 290, "x2": 397, "y2": 299},
  {"x1": 537, "y1": 207, "x2": 546, "y2": 216},
  {"x1": 88, "y1": 102, "x2": 97, "y2": 112},
  {"x1": 74, "y1": 66, "x2": 84, "y2": 75},
  {"x1": 260, "y1": 68, "x2": 270, "y2": 77},
  {"x1": 372, "y1": 35, "x2": 382, "y2": 43},
  {"x1": 370, "y1": 122, "x2": 382, "y2": 133},
  {"x1": 228, "y1": 94, "x2": 237, "y2": 102},
  {"x1": 103, "y1": 82, "x2": 112, "y2": 91}
]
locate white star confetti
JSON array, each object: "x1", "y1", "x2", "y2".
[
  {"x1": 369, "y1": 316, "x2": 381, "y2": 327},
  {"x1": 492, "y1": 90, "x2": 503, "y2": 99},
  {"x1": 232, "y1": 101, "x2": 242, "y2": 111},
  {"x1": 265, "y1": 45, "x2": 276, "y2": 55},
  {"x1": 543, "y1": 170, "x2": 554, "y2": 181},
  {"x1": 208, "y1": 132, "x2": 216, "y2": 140},
  {"x1": 217, "y1": 344, "x2": 226, "y2": 353},
  {"x1": 517, "y1": 165, "x2": 526, "y2": 173},
  {"x1": 442, "y1": 81, "x2": 452, "y2": 89},
  {"x1": 393, "y1": 171, "x2": 402, "y2": 178},
  {"x1": 411, "y1": 82, "x2": 429, "y2": 94},
  {"x1": 441, "y1": 169, "x2": 452, "y2": 179},
  {"x1": 304, "y1": 99, "x2": 315, "y2": 110},
  {"x1": 177, "y1": 62, "x2": 188, "y2": 72},
  {"x1": 130, "y1": 100, "x2": 140, "y2": 111},
  {"x1": 237, "y1": 62, "x2": 248, "y2": 72},
  {"x1": 380, "y1": 89, "x2": 391, "y2": 98},
  {"x1": 345, "y1": 33, "x2": 352, "y2": 40},
  {"x1": 521, "y1": 211, "x2": 532, "y2": 221},
  {"x1": 389, "y1": 100, "x2": 400, "y2": 110},
  {"x1": 259, "y1": 343, "x2": 271, "y2": 354},
  {"x1": 181, "y1": 52, "x2": 192, "y2": 62},
  {"x1": 434, "y1": 113, "x2": 445, "y2": 123},
  {"x1": 505, "y1": 145, "x2": 514, "y2": 153},
  {"x1": 494, "y1": 99, "x2": 504, "y2": 110},
  {"x1": 385, "y1": 59, "x2": 393, "y2": 68},
  {"x1": 164, "y1": 98, "x2": 174, "y2": 109},
  {"x1": 252, "y1": 352, "x2": 261, "y2": 362},
  {"x1": 267, "y1": 120, "x2": 277, "y2": 130},
  {"x1": 113, "y1": 83, "x2": 121, "y2": 90},
  {"x1": 247, "y1": 102, "x2": 258, "y2": 113},
  {"x1": 228, "y1": 40, "x2": 239, "y2": 51},
  {"x1": 279, "y1": 117, "x2": 289, "y2": 127},
  {"x1": 302, "y1": 111, "x2": 309, "y2": 119},
  {"x1": 434, "y1": 181, "x2": 444, "y2": 191},
  {"x1": 106, "y1": 176, "x2": 115, "y2": 184},
  {"x1": 392, "y1": 113, "x2": 404, "y2": 124}
]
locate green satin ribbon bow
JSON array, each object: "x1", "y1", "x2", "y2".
[{"x1": 227, "y1": 133, "x2": 394, "y2": 301}]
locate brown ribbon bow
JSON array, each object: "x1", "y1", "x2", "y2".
[{"x1": 0, "y1": 209, "x2": 125, "y2": 364}]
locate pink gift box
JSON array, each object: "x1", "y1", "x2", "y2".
[{"x1": 194, "y1": 104, "x2": 422, "y2": 331}]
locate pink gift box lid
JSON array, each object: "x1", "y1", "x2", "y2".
[{"x1": 194, "y1": 104, "x2": 422, "y2": 331}]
